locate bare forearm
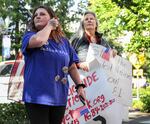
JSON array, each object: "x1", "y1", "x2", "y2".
[
  {"x1": 69, "y1": 63, "x2": 87, "y2": 100},
  {"x1": 69, "y1": 63, "x2": 81, "y2": 85},
  {"x1": 28, "y1": 18, "x2": 58, "y2": 48},
  {"x1": 28, "y1": 24, "x2": 52, "y2": 48}
]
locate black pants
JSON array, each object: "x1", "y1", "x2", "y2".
[
  {"x1": 25, "y1": 103, "x2": 66, "y2": 124},
  {"x1": 93, "y1": 115, "x2": 106, "y2": 124}
]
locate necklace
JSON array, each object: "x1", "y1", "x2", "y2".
[{"x1": 90, "y1": 37, "x2": 97, "y2": 43}]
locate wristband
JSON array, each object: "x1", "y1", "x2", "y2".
[{"x1": 75, "y1": 84, "x2": 86, "y2": 91}]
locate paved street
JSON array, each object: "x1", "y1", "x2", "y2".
[
  {"x1": 86, "y1": 111, "x2": 150, "y2": 124},
  {"x1": 122, "y1": 111, "x2": 150, "y2": 124}
]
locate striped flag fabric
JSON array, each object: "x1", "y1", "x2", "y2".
[
  {"x1": 7, "y1": 52, "x2": 24, "y2": 102},
  {"x1": 71, "y1": 105, "x2": 89, "y2": 119},
  {"x1": 102, "y1": 48, "x2": 111, "y2": 61}
]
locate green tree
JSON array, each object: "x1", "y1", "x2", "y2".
[
  {"x1": 0, "y1": 0, "x2": 31, "y2": 54},
  {"x1": 27, "y1": 0, "x2": 77, "y2": 37},
  {"x1": 112, "y1": 0, "x2": 150, "y2": 53},
  {"x1": 0, "y1": 0, "x2": 77, "y2": 56},
  {"x1": 112, "y1": 0, "x2": 150, "y2": 82},
  {"x1": 88, "y1": 0, "x2": 150, "y2": 81},
  {"x1": 88, "y1": 0, "x2": 123, "y2": 54}
]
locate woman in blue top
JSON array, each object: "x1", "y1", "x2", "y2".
[{"x1": 22, "y1": 5, "x2": 86, "y2": 124}]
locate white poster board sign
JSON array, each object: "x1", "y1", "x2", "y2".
[
  {"x1": 62, "y1": 63, "x2": 116, "y2": 124},
  {"x1": 63, "y1": 52, "x2": 132, "y2": 124},
  {"x1": 86, "y1": 43, "x2": 132, "y2": 106}
]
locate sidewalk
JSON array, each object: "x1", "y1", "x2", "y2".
[{"x1": 122, "y1": 111, "x2": 150, "y2": 124}]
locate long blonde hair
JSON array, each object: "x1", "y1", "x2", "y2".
[{"x1": 70, "y1": 11, "x2": 99, "y2": 42}]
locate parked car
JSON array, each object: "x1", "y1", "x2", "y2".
[
  {"x1": 0, "y1": 60, "x2": 15, "y2": 83},
  {"x1": 0, "y1": 60, "x2": 15, "y2": 76},
  {"x1": 0, "y1": 60, "x2": 15, "y2": 103},
  {"x1": 0, "y1": 60, "x2": 24, "y2": 103}
]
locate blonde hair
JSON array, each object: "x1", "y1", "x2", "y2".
[{"x1": 70, "y1": 11, "x2": 99, "y2": 42}]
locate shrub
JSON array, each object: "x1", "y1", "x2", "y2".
[
  {"x1": 140, "y1": 87, "x2": 150, "y2": 112},
  {"x1": 132, "y1": 87, "x2": 150, "y2": 112},
  {"x1": 132, "y1": 100, "x2": 143, "y2": 110},
  {"x1": 0, "y1": 102, "x2": 29, "y2": 124}
]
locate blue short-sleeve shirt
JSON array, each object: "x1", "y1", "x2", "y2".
[{"x1": 21, "y1": 31, "x2": 79, "y2": 106}]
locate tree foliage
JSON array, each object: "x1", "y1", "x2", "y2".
[
  {"x1": 0, "y1": 0, "x2": 30, "y2": 53},
  {"x1": 0, "y1": 0, "x2": 77, "y2": 54},
  {"x1": 112, "y1": 0, "x2": 150, "y2": 53},
  {"x1": 88, "y1": 0, "x2": 150, "y2": 80},
  {"x1": 88, "y1": 0, "x2": 123, "y2": 54},
  {"x1": 27, "y1": 0, "x2": 77, "y2": 37},
  {"x1": 112, "y1": 0, "x2": 150, "y2": 81}
]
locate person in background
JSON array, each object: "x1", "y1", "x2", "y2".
[
  {"x1": 21, "y1": 5, "x2": 86, "y2": 124},
  {"x1": 71, "y1": 11, "x2": 117, "y2": 124},
  {"x1": 71, "y1": 11, "x2": 117, "y2": 72}
]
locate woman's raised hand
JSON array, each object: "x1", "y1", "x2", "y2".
[
  {"x1": 48, "y1": 18, "x2": 59, "y2": 30},
  {"x1": 78, "y1": 62, "x2": 89, "y2": 72}
]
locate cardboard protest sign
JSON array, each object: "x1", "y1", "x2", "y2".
[
  {"x1": 86, "y1": 102, "x2": 124, "y2": 124},
  {"x1": 62, "y1": 62, "x2": 116, "y2": 124},
  {"x1": 86, "y1": 43, "x2": 132, "y2": 106}
]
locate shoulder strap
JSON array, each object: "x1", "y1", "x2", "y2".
[{"x1": 101, "y1": 37, "x2": 111, "y2": 49}]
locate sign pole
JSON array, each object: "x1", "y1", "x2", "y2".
[{"x1": 136, "y1": 69, "x2": 139, "y2": 100}]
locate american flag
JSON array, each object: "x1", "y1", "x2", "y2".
[
  {"x1": 102, "y1": 48, "x2": 110, "y2": 61},
  {"x1": 7, "y1": 52, "x2": 24, "y2": 102},
  {"x1": 71, "y1": 105, "x2": 89, "y2": 119}
]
